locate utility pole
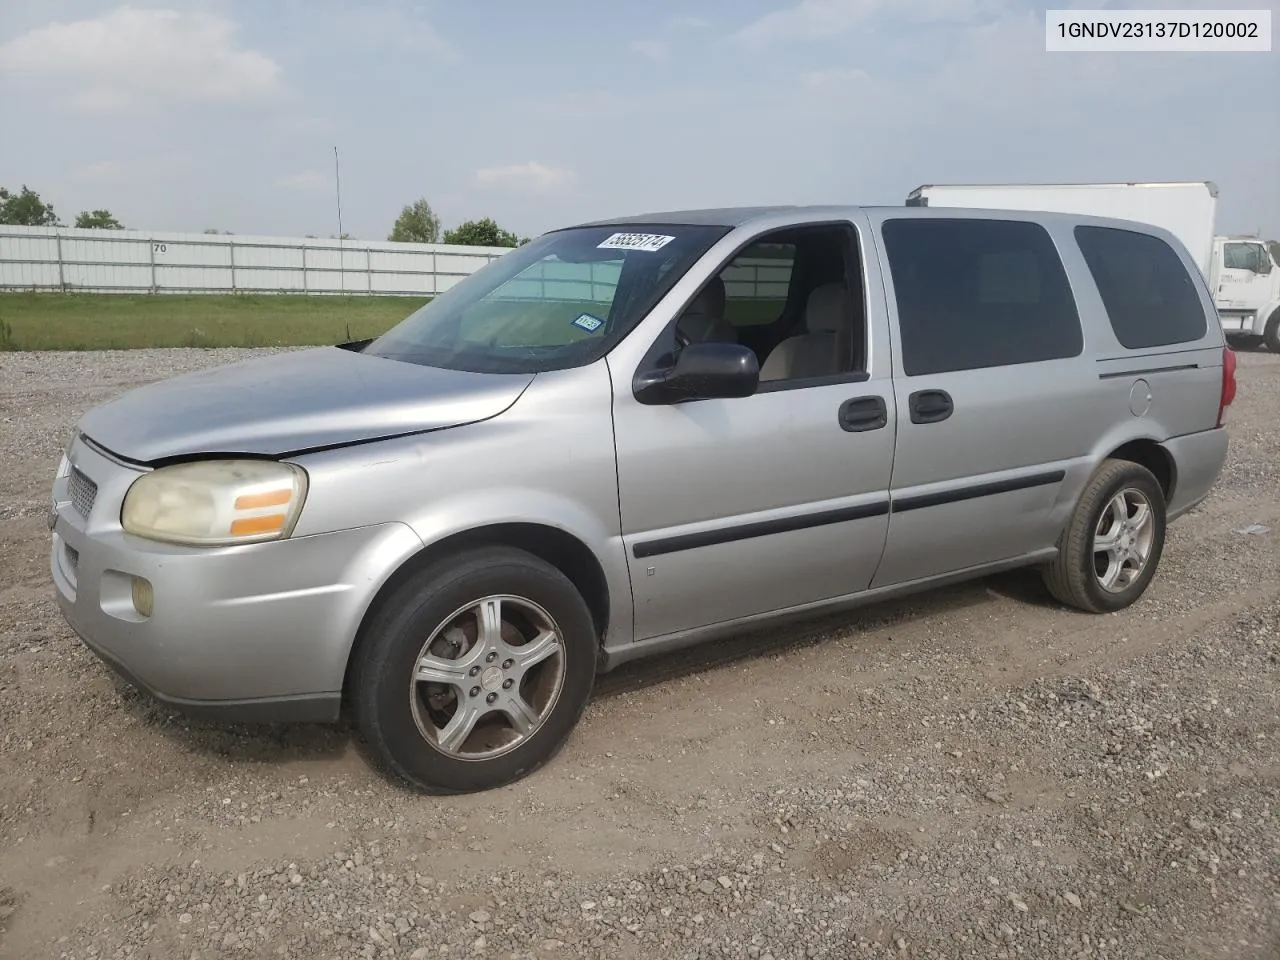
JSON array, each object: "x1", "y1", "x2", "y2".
[{"x1": 334, "y1": 145, "x2": 345, "y2": 293}]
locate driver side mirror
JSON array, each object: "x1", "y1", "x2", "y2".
[{"x1": 633, "y1": 341, "x2": 760, "y2": 405}]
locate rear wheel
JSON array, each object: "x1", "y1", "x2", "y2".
[
  {"x1": 1042, "y1": 459, "x2": 1166, "y2": 613},
  {"x1": 1264, "y1": 311, "x2": 1280, "y2": 353},
  {"x1": 351, "y1": 547, "x2": 597, "y2": 793}
]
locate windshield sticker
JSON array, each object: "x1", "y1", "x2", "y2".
[
  {"x1": 572, "y1": 313, "x2": 604, "y2": 333},
  {"x1": 597, "y1": 232, "x2": 675, "y2": 253}
]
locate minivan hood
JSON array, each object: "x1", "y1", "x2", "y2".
[{"x1": 77, "y1": 347, "x2": 534, "y2": 463}]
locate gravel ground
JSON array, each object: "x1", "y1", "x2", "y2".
[{"x1": 1, "y1": 346, "x2": 1277, "y2": 960}]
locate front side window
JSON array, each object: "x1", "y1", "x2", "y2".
[
  {"x1": 1223, "y1": 242, "x2": 1262, "y2": 272},
  {"x1": 719, "y1": 242, "x2": 796, "y2": 328},
  {"x1": 1075, "y1": 225, "x2": 1207, "y2": 349},
  {"x1": 665, "y1": 223, "x2": 867, "y2": 385},
  {"x1": 366, "y1": 224, "x2": 730, "y2": 373},
  {"x1": 881, "y1": 218, "x2": 1083, "y2": 376}
]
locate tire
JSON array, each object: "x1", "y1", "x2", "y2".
[
  {"x1": 1264, "y1": 311, "x2": 1280, "y2": 353},
  {"x1": 1226, "y1": 333, "x2": 1263, "y2": 351},
  {"x1": 1042, "y1": 459, "x2": 1167, "y2": 614},
  {"x1": 351, "y1": 546, "x2": 597, "y2": 794}
]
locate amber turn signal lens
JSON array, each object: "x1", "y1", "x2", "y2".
[
  {"x1": 234, "y1": 489, "x2": 294, "y2": 510},
  {"x1": 229, "y1": 514, "x2": 286, "y2": 537}
]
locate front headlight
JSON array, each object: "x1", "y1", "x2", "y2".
[
  {"x1": 121, "y1": 459, "x2": 308, "y2": 546},
  {"x1": 55, "y1": 429, "x2": 78, "y2": 480}
]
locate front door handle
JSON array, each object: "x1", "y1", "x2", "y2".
[
  {"x1": 838, "y1": 396, "x2": 888, "y2": 432},
  {"x1": 908, "y1": 389, "x2": 953, "y2": 424}
]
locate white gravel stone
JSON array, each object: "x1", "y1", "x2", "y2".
[{"x1": 1, "y1": 347, "x2": 1279, "y2": 960}]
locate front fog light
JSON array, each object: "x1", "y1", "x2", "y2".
[
  {"x1": 131, "y1": 576, "x2": 154, "y2": 617},
  {"x1": 122, "y1": 459, "x2": 308, "y2": 546}
]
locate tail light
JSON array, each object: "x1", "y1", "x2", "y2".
[{"x1": 1217, "y1": 345, "x2": 1237, "y2": 427}]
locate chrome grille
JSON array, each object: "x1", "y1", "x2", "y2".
[{"x1": 68, "y1": 465, "x2": 98, "y2": 518}]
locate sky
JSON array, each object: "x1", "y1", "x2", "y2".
[{"x1": 0, "y1": 0, "x2": 1277, "y2": 241}]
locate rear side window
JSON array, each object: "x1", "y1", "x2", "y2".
[
  {"x1": 881, "y1": 218, "x2": 1083, "y2": 376},
  {"x1": 1074, "y1": 226, "x2": 1208, "y2": 349}
]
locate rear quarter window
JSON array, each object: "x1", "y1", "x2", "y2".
[
  {"x1": 881, "y1": 218, "x2": 1083, "y2": 376},
  {"x1": 1074, "y1": 226, "x2": 1208, "y2": 350}
]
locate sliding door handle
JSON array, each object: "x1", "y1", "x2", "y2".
[{"x1": 908, "y1": 389, "x2": 953, "y2": 424}]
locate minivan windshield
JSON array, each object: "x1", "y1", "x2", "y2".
[{"x1": 364, "y1": 223, "x2": 730, "y2": 373}]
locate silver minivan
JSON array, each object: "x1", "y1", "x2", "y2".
[{"x1": 50, "y1": 205, "x2": 1237, "y2": 793}]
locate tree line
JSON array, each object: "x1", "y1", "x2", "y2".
[
  {"x1": 0, "y1": 185, "x2": 124, "y2": 229},
  {"x1": 1, "y1": 184, "x2": 530, "y2": 249},
  {"x1": 387, "y1": 198, "x2": 528, "y2": 248}
]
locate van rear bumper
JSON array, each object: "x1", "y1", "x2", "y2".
[{"x1": 1164, "y1": 426, "x2": 1229, "y2": 521}]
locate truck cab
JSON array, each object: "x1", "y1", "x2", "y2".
[{"x1": 1213, "y1": 235, "x2": 1280, "y2": 351}]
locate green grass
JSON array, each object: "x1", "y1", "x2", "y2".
[
  {"x1": 0, "y1": 291, "x2": 790, "y2": 352},
  {"x1": 725, "y1": 298, "x2": 787, "y2": 327},
  {"x1": 459, "y1": 299, "x2": 615, "y2": 346},
  {"x1": 456, "y1": 297, "x2": 787, "y2": 347},
  {"x1": 0, "y1": 293, "x2": 429, "y2": 351}
]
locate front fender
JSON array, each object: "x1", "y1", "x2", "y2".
[
  {"x1": 290, "y1": 360, "x2": 634, "y2": 646},
  {"x1": 402, "y1": 487, "x2": 633, "y2": 646}
]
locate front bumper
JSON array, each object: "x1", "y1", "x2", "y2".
[{"x1": 51, "y1": 435, "x2": 424, "y2": 723}]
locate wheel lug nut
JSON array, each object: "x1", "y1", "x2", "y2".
[
  {"x1": 486, "y1": 652, "x2": 498, "y2": 663},
  {"x1": 502, "y1": 679, "x2": 514, "y2": 690},
  {"x1": 502, "y1": 659, "x2": 514, "y2": 670},
  {"x1": 486, "y1": 692, "x2": 498, "y2": 704},
  {"x1": 469, "y1": 666, "x2": 481, "y2": 677},
  {"x1": 469, "y1": 686, "x2": 480, "y2": 698}
]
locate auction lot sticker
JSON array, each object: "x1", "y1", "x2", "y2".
[{"x1": 597, "y1": 233, "x2": 676, "y2": 252}]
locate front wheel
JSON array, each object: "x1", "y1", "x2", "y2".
[
  {"x1": 1264, "y1": 311, "x2": 1280, "y2": 353},
  {"x1": 351, "y1": 547, "x2": 597, "y2": 793},
  {"x1": 1042, "y1": 459, "x2": 1167, "y2": 613}
]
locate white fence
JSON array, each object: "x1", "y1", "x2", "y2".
[
  {"x1": 0, "y1": 225, "x2": 793, "y2": 301},
  {"x1": 0, "y1": 225, "x2": 512, "y2": 297}
]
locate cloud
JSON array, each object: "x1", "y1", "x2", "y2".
[
  {"x1": 632, "y1": 12, "x2": 717, "y2": 61},
  {"x1": 328, "y1": 4, "x2": 457, "y2": 60},
  {"x1": 0, "y1": 6, "x2": 283, "y2": 113},
  {"x1": 275, "y1": 170, "x2": 331, "y2": 194},
  {"x1": 668, "y1": 15, "x2": 712, "y2": 32},
  {"x1": 732, "y1": 0, "x2": 1010, "y2": 47},
  {"x1": 543, "y1": 91, "x2": 626, "y2": 117},
  {"x1": 928, "y1": 11, "x2": 1196, "y2": 110},
  {"x1": 73, "y1": 160, "x2": 126, "y2": 182},
  {"x1": 801, "y1": 67, "x2": 873, "y2": 90},
  {"x1": 764, "y1": 9, "x2": 1228, "y2": 206},
  {"x1": 474, "y1": 162, "x2": 575, "y2": 196},
  {"x1": 282, "y1": 115, "x2": 338, "y2": 136},
  {"x1": 631, "y1": 39, "x2": 668, "y2": 60},
  {"x1": 630, "y1": 14, "x2": 714, "y2": 62}
]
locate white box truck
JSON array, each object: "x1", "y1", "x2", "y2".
[
  {"x1": 906, "y1": 182, "x2": 1280, "y2": 352},
  {"x1": 1212, "y1": 235, "x2": 1280, "y2": 351}
]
